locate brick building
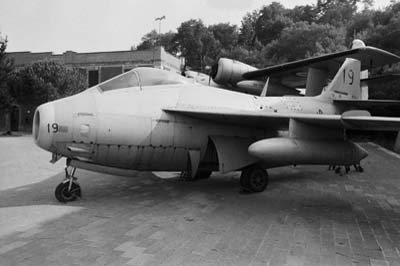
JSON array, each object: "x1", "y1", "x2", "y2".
[{"x1": 2, "y1": 46, "x2": 184, "y2": 132}]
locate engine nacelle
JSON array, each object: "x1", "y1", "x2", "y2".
[
  {"x1": 248, "y1": 138, "x2": 368, "y2": 168},
  {"x1": 211, "y1": 58, "x2": 257, "y2": 86}
]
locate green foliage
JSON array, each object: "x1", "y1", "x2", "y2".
[
  {"x1": 136, "y1": 30, "x2": 158, "y2": 50},
  {"x1": 136, "y1": 30, "x2": 179, "y2": 55},
  {"x1": 174, "y1": 19, "x2": 219, "y2": 72},
  {"x1": 238, "y1": 10, "x2": 259, "y2": 49},
  {"x1": 209, "y1": 23, "x2": 238, "y2": 52},
  {"x1": 316, "y1": 0, "x2": 359, "y2": 26},
  {"x1": 351, "y1": 3, "x2": 400, "y2": 55},
  {"x1": 265, "y1": 22, "x2": 347, "y2": 62},
  {"x1": 0, "y1": 35, "x2": 15, "y2": 111},
  {"x1": 254, "y1": 2, "x2": 293, "y2": 45},
  {"x1": 7, "y1": 61, "x2": 86, "y2": 106},
  {"x1": 133, "y1": 0, "x2": 400, "y2": 103},
  {"x1": 289, "y1": 5, "x2": 318, "y2": 24}
]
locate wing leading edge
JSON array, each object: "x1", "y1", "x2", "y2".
[
  {"x1": 163, "y1": 106, "x2": 400, "y2": 131},
  {"x1": 243, "y1": 46, "x2": 400, "y2": 80}
]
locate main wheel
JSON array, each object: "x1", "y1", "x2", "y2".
[
  {"x1": 55, "y1": 181, "x2": 81, "y2": 203},
  {"x1": 240, "y1": 166, "x2": 269, "y2": 192}
]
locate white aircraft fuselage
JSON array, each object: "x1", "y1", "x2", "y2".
[{"x1": 33, "y1": 80, "x2": 349, "y2": 172}]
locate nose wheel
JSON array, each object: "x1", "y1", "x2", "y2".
[{"x1": 55, "y1": 166, "x2": 81, "y2": 203}]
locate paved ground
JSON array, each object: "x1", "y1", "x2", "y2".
[{"x1": 1, "y1": 136, "x2": 400, "y2": 266}]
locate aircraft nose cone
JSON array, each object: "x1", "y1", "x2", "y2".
[{"x1": 33, "y1": 102, "x2": 55, "y2": 152}]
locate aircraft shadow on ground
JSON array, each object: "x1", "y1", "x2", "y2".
[
  {"x1": 0, "y1": 165, "x2": 352, "y2": 208},
  {"x1": 0, "y1": 166, "x2": 380, "y2": 222}
]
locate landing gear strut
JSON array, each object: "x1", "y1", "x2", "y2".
[
  {"x1": 55, "y1": 165, "x2": 82, "y2": 203},
  {"x1": 328, "y1": 163, "x2": 364, "y2": 174},
  {"x1": 240, "y1": 165, "x2": 269, "y2": 192},
  {"x1": 181, "y1": 170, "x2": 212, "y2": 181}
]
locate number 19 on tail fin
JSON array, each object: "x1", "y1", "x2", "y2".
[{"x1": 320, "y1": 58, "x2": 361, "y2": 100}]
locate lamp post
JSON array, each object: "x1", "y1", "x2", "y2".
[{"x1": 155, "y1": 15, "x2": 166, "y2": 46}]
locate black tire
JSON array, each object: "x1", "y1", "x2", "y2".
[
  {"x1": 241, "y1": 166, "x2": 268, "y2": 192},
  {"x1": 55, "y1": 182, "x2": 81, "y2": 203},
  {"x1": 335, "y1": 167, "x2": 341, "y2": 174},
  {"x1": 195, "y1": 170, "x2": 212, "y2": 179}
]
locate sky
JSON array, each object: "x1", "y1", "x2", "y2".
[{"x1": 0, "y1": 0, "x2": 394, "y2": 54}]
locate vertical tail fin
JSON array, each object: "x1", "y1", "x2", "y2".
[{"x1": 319, "y1": 58, "x2": 361, "y2": 100}]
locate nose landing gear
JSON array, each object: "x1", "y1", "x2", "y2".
[{"x1": 55, "y1": 166, "x2": 82, "y2": 203}]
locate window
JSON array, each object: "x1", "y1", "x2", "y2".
[
  {"x1": 97, "y1": 67, "x2": 191, "y2": 92},
  {"x1": 135, "y1": 68, "x2": 191, "y2": 87},
  {"x1": 98, "y1": 70, "x2": 139, "y2": 91}
]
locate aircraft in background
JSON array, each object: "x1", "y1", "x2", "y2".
[
  {"x1": 33, "y1": 41, "x2": 400, "y2": 202},
  {"x1": 188, "y1": 40, "x2": 390, "y2": 98}
]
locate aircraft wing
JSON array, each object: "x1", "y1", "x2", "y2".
[
  {"x1": 243, "y1": 46, "x2": 400, "y2": 80},
  {"x1": 164, "y1": 106, "x2": 400, "y2": 131},
  {"x1": 334, "y1": 99, "x2": 400, "y2": 116}
]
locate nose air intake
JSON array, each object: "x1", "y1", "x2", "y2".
[
  {"x1": 33, "y1": 109, "x2": 40, "y2": 140},
  {"x1": 33, "y1": 103, "x2": 55, "y2": 152}
]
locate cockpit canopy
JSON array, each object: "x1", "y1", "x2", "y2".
[{"x1": 98, "y1": 67, "x2": 192, "y2": 92}]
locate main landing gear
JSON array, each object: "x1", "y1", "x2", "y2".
[
  {"x1": 240, "y1": 165, "x2": 269, "y2": 193},
  {"x1": 55, "y1": 165, "x2": 82, "y2": 203},
  {"x1": 328, "y1": 163, "x2": 364, "y2": 175},
  {"x1": 181, "y1": 170, "x2": 213, "y2": 181}
]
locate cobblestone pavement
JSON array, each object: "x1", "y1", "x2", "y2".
[{"x1": 1, "y1": 136, "x2": 400, "y2": 266}]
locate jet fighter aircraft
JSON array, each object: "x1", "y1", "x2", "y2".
[{"x1": 33, "y1": 42, "x2": 400, "y2": 202}]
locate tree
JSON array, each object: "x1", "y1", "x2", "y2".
[
  {"x1": 174, "y1": 19, "x2": 218, "y2": 72},
  {"x1": 0, "y1": 35, "x2": 15, "y2": 112},
  {"x1": 136, "y1": 30, "x2": 158, "y2": 50},
  {"x1": 345, "y1": 9, "x2": 374, "y2": 42},
  {"x1": 136, "y1": 30, "x2": 179, "y2": 55},
  {"x1": 360, "y1": 2, "x2": 400, "y2": 55},
  {"x1": 238, "y1": 10, "x2": 259, "y2": 49},
  {"x1": 254, "y1": 2, "x2": 293, "y2": 45},
  {"x1": 265, "y1": 22, "x2": 347, "y2": 62},
  {"x1": 289, "y1": 5, "x2": 318, "y2": 23},
  {"x1": 0, "y1": 35, "x2": 15, "y2": 133},
  {"x1": 316, "y1": 0, "x2": 368, "y2": 26},
  {"x1": 8, "y1": 61, "x2": 86, "y2": 107},
  {"x1": 159, "y1": 31, "x2": 179, "y2": 55},
  {"x1": 209, "y1": 23, "x2": 239, "y2": 52}
]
